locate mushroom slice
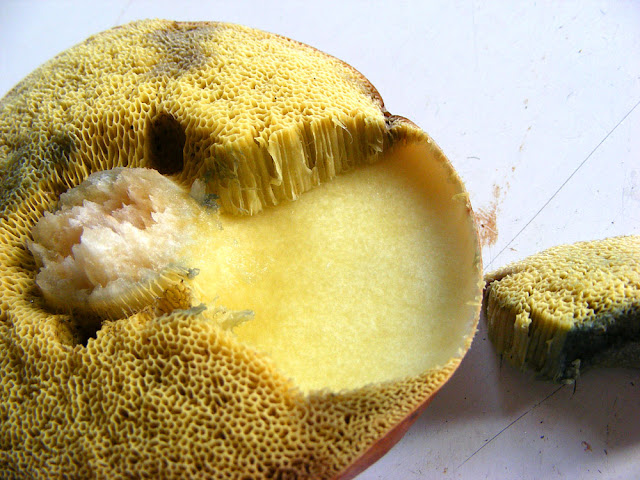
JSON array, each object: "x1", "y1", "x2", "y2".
[{"x1": 483, "y1": 235, "x2": 640, "y2": 382}]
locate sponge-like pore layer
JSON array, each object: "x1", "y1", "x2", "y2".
[
  {"x1": 0, "y1": 19, "x2": 483, "y2": 480},
  {"x1": 483, "y1": 235, "x2": 640, "y2": 381},
  {"x1": 28, "y1": 168, "x2": 201, "y2": 319}
]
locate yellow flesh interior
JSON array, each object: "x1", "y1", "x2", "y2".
[{"x1": 187, "y1": 148, "x2": 475, "y2": 392}]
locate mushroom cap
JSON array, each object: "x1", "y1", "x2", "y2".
[{"x1": 0, "y1": 20, "x2": 482, "y2": 479}]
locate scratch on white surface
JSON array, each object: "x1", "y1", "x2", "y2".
[
  {"x1": 456, "y1": 385, "x2": 564, "y2": 470},
  {"x1": 471, "y1": 0, "x2": 479, "y2": 71},
  {"x1": 114, "y1": 0, "x2": 134, "y2": 26},
  {"x1": 487, "y1": 98, "x2": 640, "y2": 269}
]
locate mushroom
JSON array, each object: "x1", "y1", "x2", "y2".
[
  {"x1": 483, "y1": 235, "x2": 640, "y2": 382},
  {"x1": 0, "y1": 20, "x2": 482, "y2": 479}
]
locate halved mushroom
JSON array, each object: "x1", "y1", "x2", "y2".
[{"x1": 0, "y1": 20, "x2": 482, "y2": 479}]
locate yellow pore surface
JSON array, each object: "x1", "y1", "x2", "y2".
[
  {"x1": 189, "y1": 147, "x2": 476, "y2": 392},
  {"x1": 483, "y1": 235, "x2": 640, "y2": 377},
  {"x1": 0, "y1": 19, "x2": 482, "y2": 478},
  {"x1": 485, "y1": 235, "x2": 640, "y2": 329}
]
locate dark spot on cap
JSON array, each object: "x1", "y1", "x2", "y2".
[
  {"x1": 0, "y1": 132, "x2": 75, "y2": 215},
  {"x1": 148, "y1": 22, "x2": 218, "y2": 78}
]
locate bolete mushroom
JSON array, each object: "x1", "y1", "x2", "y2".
[
  {"x1": 483, "y1": 235, "x2": 640, "y2": 382},
  {"x1": 0, "y1": 20, "x2": 482, "y2": 479}
]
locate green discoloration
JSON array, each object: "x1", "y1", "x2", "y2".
[
  {"x1": 148, "y1": 22, "x2": 219, "y2": 78},
  {"x1": 0, "y1": 146, "x2": 31, "y2": 208},
  {"x1": 558, "y1": 306, "x2": 640, "y2": 381},
  {"x1": 0, "y1": 132, "x2": 76, "y2": 214},
  {"x1": 202, "y1": 193, "x2": 220, "y2": 211}
]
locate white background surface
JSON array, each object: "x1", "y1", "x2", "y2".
[{"x1": 1, "y1": 1, "x2": 639, "y2": 479}]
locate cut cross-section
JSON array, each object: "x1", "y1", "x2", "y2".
[
  {"x1": 3, "y1": 19, "x2": 484, "y2": 480},
  {"x1": 188, "y1": 142, "x2": 480, "y2": 392}
]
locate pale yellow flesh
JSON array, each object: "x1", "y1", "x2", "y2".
[{"x1": 187, "y1": 149, "x2": 475, "y2": 392}]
